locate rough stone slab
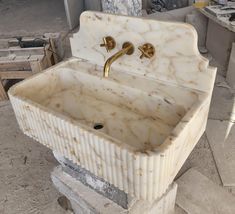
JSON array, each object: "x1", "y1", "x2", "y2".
[
  {"x1": 102, "y1": 0, "x2": 142, "y2": 16},
  {"x1": 53, "y1": 151, "x2": 129, "y2": 208},
  {"x1": 206, "y1": 18, "x2": 235, "y2": 73},
  {"x1": 200, "y1": 8, "x2": 235, "y2": 33},
  {"x1": 206, "y1": 119, "x2": 235, "y2": 186},
  {"x1": 52, "y1": 166, "x2": 177, "y2": 214},
  {"x1": 52, "y1": 166, "x2": 124, "y2": 214},
  {"x1": 176, "y1": 168, "x2": 235, "y2": 214},
  {"x1": 209, "y1": 75, "x2": 235, "y2": 121},
  {"x1": 62, "y1": 156, "x2": 128, "y2": 209},
  {"x1": 186, "y1": 10, "x2": 208, "y2": 47},
  {"x1": 146, "y1": 6, "x2": 194, "y2": 22}
]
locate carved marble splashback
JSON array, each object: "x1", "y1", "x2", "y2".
[
  {"x1": 71, "y1": 11, "x2": 216, "y2": 93},
  {"x1": 101, "y1": 0, "x2": 142, "y2": 16}
]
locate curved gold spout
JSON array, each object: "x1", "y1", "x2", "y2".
[{"x1": 103, "y1": 42, "x2": 134, "y2": 78}]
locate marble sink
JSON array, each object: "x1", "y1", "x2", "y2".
[{"x1": 9, "y1": 11, "x2": 216, "y2": 201}]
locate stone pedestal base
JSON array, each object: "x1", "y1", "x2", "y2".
[{"x1": 51, "y1": 166, "x2": 177, "y2": 214}]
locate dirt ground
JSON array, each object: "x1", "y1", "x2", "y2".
[{"x1": 0, "y1": 102, "x2": 68, "y2": 214}]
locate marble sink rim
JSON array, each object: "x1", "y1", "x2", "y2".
[{"x1": 9, "y1": 58, "x2": 209, "y2": 155}]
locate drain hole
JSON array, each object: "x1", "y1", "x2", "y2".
[{"x1": 93, "y1": 123, "x2": 104, "y2": 130}]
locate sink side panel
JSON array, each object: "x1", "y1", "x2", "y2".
[{"x1": 159, "y1": 97, "x2": 211, "y2": 191}]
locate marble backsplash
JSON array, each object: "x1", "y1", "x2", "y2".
[
  {"x1": 101, "y1": 0, "x2": 142, "y2": 16},
  {"x1": 71, "y1": 11, "x2": 216, "y2": 93}
]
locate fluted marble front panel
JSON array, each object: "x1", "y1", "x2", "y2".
[{"x1": 9, "y1": 12, "x2": 216, "y2": 201}]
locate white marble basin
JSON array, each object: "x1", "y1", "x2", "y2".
[
  {"x1": 9, "y1": 59, "x2": 200, "y2": 151},
  {"x1": 9, "y1": 58, "x2": 212, "y2": 200},
  {"x1": 9, "y1": 11, "x2": 216, "y2": 201}
]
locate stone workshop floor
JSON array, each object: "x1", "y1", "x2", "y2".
[
  {"x1": 0, "y1": 0, "x2": 69, "y2": 38},
  {"x1": 0, "y1": 101, "x2": 68, "y2": 214}
]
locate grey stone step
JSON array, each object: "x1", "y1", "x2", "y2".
[{"x1": 176, "y1": 168, "x2": 235, "y2": 214}]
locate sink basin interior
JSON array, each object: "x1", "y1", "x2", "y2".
[{"x1": 12, "y1": 60, "x2": 201, "y2": 151}]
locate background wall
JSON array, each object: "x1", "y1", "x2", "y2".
[
  {"x1": 101, "y1": 0, "x2": 142, "y2": 16},
  {"x1": 84, "y1": 0, "x2": 148, "y2": 11},
  {"x1": 85, "y1": 0, "x2": 102, "y2": 11},
  {"x1": 142, "y1": 0, "x2": 151, "y2": 9},
  {"x1": 83, "y1": 0, "x2": 189, "y2": 13}
]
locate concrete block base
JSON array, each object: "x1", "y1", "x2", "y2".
[{"x1": 51, "y1": 166, "x2": 177, "y2": 214}]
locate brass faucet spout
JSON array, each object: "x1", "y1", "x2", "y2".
[{"x1": 103, "y1": 42, "x2": 134, "y2": 78}]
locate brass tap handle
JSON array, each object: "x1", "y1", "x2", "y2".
[
  {"x1": 100, "y1": 36, "x2": 116, "y2": 52},
  {"x1": 138, "y1": 43, "x2": 155, "y2": 59}
]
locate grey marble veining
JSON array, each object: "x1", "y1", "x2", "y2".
[{"x1": 101, "y1": 0, "x2": 142, "y2": 16}]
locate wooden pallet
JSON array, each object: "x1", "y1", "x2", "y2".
[{"x1": 0, "y1": 37, "x2": 59, "y2": 101}]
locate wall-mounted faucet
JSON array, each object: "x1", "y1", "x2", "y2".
[
  {"x1": 100, "y1": 36, "x2": 155, "y2": 78},
  {"x1": 103, "y1": 42, "x2": 134, "y2": 78}
]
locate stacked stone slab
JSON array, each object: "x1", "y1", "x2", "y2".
[{"x1": 52, "y1": 166, "x2": 177, "y2": 214}]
